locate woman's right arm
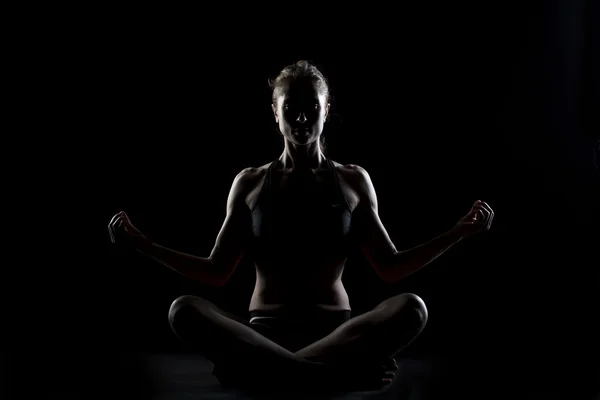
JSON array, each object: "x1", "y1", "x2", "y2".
[{"x1": 109, "y1": 168, "x2": 256, "y2": 287}]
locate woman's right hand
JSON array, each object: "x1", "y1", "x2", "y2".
[{"x1": 108, "y1": 211, "x2": 151, "y2": 251}]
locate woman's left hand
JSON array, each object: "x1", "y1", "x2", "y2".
[{"x1": 452, "y1": 200, "x2": 494, "y2": 238}]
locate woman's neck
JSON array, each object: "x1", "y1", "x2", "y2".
[{"x1": 279, "y1": 140, "x2": 326, "y2": 171}]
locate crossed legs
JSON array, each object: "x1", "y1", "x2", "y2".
[{"x1": 168, "y1": 293, "x2": 428, "y2": 391}]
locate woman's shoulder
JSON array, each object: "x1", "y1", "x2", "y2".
[
  {"x1": 229, "y1": 162, "x2": 273, "y2": 195},
  {"x1": 330, "y1": 161, "x2": 371, "y2": 183},
  {"x1": 329, "y1": 161, "x2": 375, "y2": 203},
  {"x1": 236, "y1": 161, "x2": 274, "y2": 182}
]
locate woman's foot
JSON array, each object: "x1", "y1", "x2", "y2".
[{"x1": 310, "y1": 354, "x2": 399, "y2": 392}]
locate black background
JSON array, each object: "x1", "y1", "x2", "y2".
[
  {"x1": 102, "y1": 0, "x2": 598, "y2": 393},
  {"x1": 18, "y1": 1, "x2": 600, "y2": 398}
]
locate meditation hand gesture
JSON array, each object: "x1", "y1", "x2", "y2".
[
  {"x1": 108, "y1": 211, "x2": 151, "y2": 251},
  {"x1": 452, "y1": 200, "x2": 494, "y2": 238}
]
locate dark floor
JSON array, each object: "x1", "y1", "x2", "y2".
[
  {"x1": 5, "y1": 352, "x2": 598, "y2": 399},
  {"x1": 84, "y1": 353, "x2": 600, "y2": 400},
  {"x1": 113, "y1": 353, "x2": 443, "y2": 400}
]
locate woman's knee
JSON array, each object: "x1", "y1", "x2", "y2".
[
  {"x1": 168, "y1": 295, "x2": 212, "y2": 329},
  {"x1": 385, "y1": 293, "x2": 428, "y2": 329}
]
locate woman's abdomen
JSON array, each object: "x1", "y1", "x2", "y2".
[{"x1": 250, "y1": 273, "x2": 350, "y2": 312}]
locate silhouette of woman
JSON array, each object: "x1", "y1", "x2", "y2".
[{"x1": 108, "y1": 60, "x2": 494, "y2": 393}]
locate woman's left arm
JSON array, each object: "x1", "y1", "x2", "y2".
[{"x1": 349, "y1": 166, "x2": 494, "y2": 284}]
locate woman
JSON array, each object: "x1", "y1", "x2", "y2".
[{"x1": 108, "y1": 60, "x2": 494, "y2": 393}]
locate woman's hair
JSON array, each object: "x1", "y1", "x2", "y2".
[
  {"x1": 268, "y1": 60, "x2": 330, "y2": 105},
  {"x1": 268, "y1": 60, "x2": 331, "y2": 152}
]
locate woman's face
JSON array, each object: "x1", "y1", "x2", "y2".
[{"x1": 272, "y1": 79, "x2": 330, "y2": 146}]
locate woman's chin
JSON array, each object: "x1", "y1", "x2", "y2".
[{"x1": 288, "y1": 131, "x2": 318, "y2": 146}]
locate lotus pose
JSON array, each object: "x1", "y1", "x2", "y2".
[{"x1": 108, "y1": 60, "x2": 494, "y2": 393}]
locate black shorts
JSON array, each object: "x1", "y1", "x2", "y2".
[{"x1": 248, "y1": 308, "x2": 352, "y2": 352}]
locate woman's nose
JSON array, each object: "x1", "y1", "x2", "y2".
[{"x1": 296, "y1": 112, "x2": 307, "y2": 123}]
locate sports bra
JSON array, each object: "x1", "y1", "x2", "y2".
[{"x1": 250, "y1": 158, "x2": 353, "y2": 262}]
